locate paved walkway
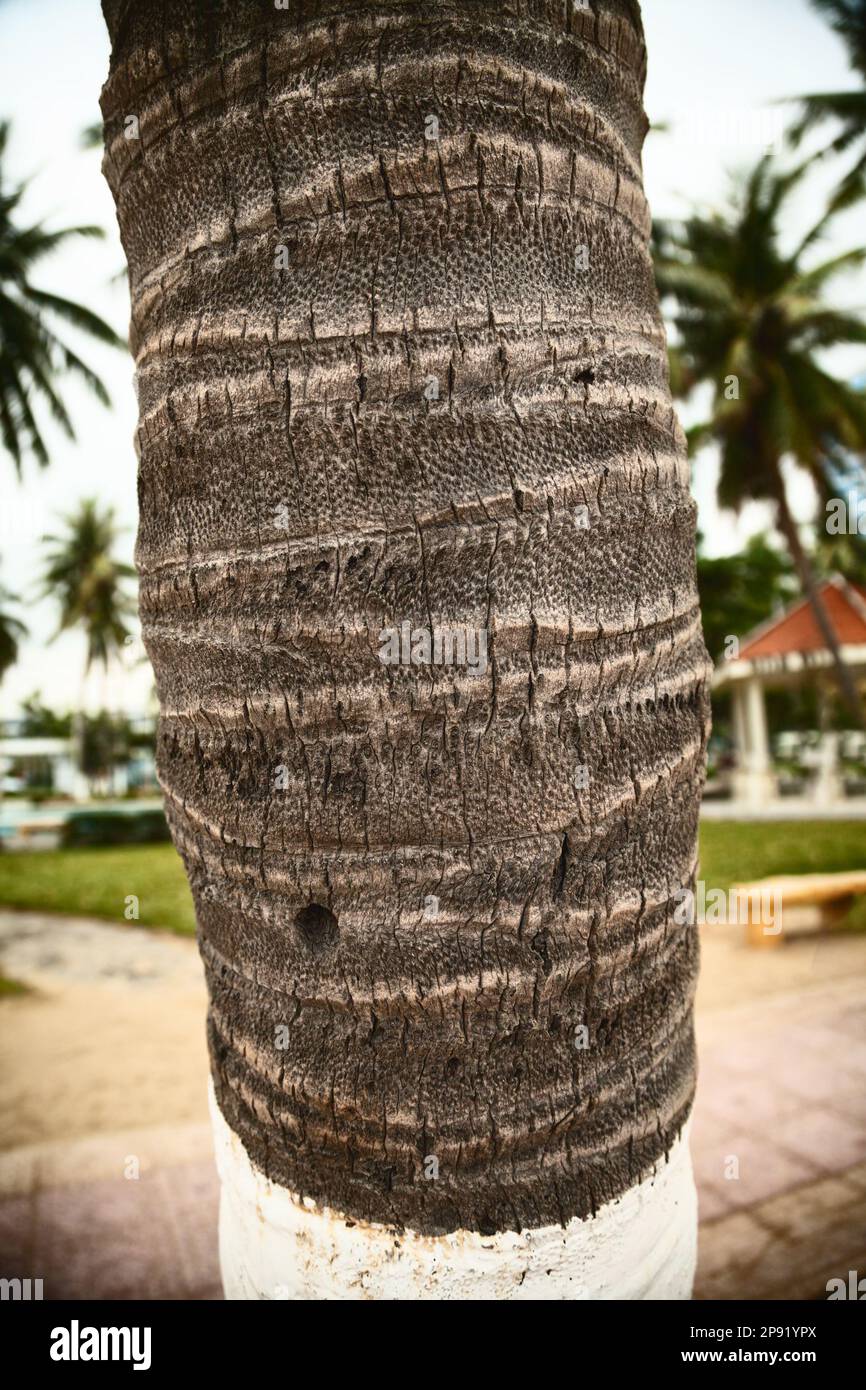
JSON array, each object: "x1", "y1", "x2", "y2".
[
  {"x1": 1, "y1": 911, "x2": 865, "y2": 1299},
  {"x1": 693, "y1": 969, "x2": 866, "y2": 1298},
  {"x1": 0, "y1": 1125, "x2": 221, "y2": 1301},
  {"x1": 0, "y1": 912, "x2": 207, "y2": 1152}
]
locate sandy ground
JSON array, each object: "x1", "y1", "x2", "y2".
[{"x1": 0, "y1": 912, "x2": 208, "y2": 1151}]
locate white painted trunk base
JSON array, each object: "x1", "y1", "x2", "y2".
[{"x1": 210, "y1": 1087, "x2": 696, "y2": 1300}]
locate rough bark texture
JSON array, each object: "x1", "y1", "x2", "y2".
[{"x1": 101, "y1": 0, "x2": 711, "y2": 1236}]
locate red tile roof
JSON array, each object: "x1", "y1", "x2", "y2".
[{"x1": 739, "y1": 579, "x2": 866, "y2": 659}]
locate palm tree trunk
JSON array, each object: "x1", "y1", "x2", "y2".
[
  {"x1": 771, "y1": 473, "x2": 865, "y2": 725},
  {"x1": 101, "y1": 0, "x2": 710, "y2": 1298}
]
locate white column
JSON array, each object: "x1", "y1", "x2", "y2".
[
  {"x1": 813, "y1": 731, "x2": 843, "y2": 808},
  {"x1": 731, "y1": 683, "x2": 747, "y2": 765},
  {"x1": 744, "y1": 677, "x2": 770, "y2": 773},
  {"x1": 733, "y1": 677, "x2": 776, "y2": 806}
]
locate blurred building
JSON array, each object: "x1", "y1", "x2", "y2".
[
  {"x1": 0, "y1": 735, "x2": 79, "y2": 797},
  {"x1": 713, "y1": 576, "x2": 866, "y2": 807}
]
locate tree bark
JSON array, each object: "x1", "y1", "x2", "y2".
[{"x1": 101, "y1": 0, "x2": 710, "y2": 1293}]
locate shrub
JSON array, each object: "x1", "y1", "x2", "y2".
[{"x1": 62, "y1": 808, "x2": 170, "y2": 848}]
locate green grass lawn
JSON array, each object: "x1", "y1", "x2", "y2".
[
  {"x1": 0, "y1": 972, "x2": 30, "y2": 998},
  {"x1": 0, "y1": 821, "x2": 863, "y2": 935},
  {"x1": 698, "y1": 820, "x2": 866, "y2": 889},
  {"x1": 0, "y1": 843, "x2": 196, "y2": 935}
]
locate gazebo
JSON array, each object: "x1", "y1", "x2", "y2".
[{"x1": 713, "y1": 576, "x2": 866, "y2": 806}]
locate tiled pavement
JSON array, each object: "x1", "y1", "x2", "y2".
[
  {"x1": 696, "y1": 1166, "x2": 866, "y2": 1301},
  {"x1": 0, "y1": 1125, "x2": 222, "y2": 1301},
  {"x1": 692, "y1": 972, "x2": 866, "y2": 1299},
  {"x1": 1, "y1": 928, "x2": 865, "y2": 1299},
  {"x1": 693, "y1": 978, "x2": 866, "y2": 1222}
]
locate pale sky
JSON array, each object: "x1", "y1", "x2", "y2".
[{"x1": 0, "y1": 0, "x2": 863, "y2": 715}]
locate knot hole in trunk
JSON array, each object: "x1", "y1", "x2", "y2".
[{"x1": 294, "y1": 903, "x2": 339, "y2": 950}]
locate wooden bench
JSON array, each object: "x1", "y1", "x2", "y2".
[{"x1": 733, "y1": 872, "x2": 866, "y2": 947}]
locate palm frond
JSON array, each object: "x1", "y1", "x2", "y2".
[
  {"x1": 0, "y1": 123, "x2": 122, "y2": 475},
  {"x1": 40, "y1": 500, "x2": 135, "y2": 671},
  {"x1": 653, "y1": 149, "x2": 866, "y2": 531},
  {"x1": 21, "y1": 287, "x2": 124, "y2": 346}
]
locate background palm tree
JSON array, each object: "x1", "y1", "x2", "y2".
[
  {"x1": 0, "y1": 120, "x2": 122, "y2": 475},
  {"x1": 40, "y1": 499, "x2": 135, "y2": 797},
  {"x1": 789, "y1": 0, "x2": 866, "y2": 201},
  {"x1": 0, "y1": 578, "x2": 26, "y2": 684},
  {"x1": 40, "y1": 498, "x2": 134, "y2": 670},
  {"x1": 654, "y1": 156, "x2": 866, "y2": 721}
]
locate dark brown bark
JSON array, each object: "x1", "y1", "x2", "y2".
[{"x1": 101, "y1": 0, "x2": 710, "y2": 1235}]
